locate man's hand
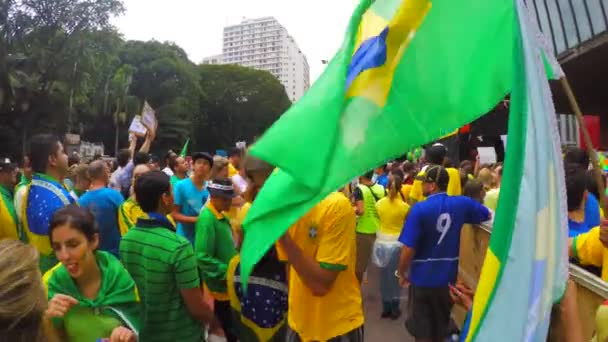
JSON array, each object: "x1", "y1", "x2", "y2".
[
  {"x1": 449, "y1": 281, "x2": 475, "y2": 311},
  {"x1": 398, "y1": 275, "x2": 410, "y2": 288},
  {"x1": 599, "y1": 219, "x2": 608, "y2": 248},
  {"x1": 45, "y1": 294, "x2": 78, "y2": 318}
]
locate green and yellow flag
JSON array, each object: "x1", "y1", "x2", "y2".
[{"x1": 241, "y1": 0, "x2": 514, "y2": 282}]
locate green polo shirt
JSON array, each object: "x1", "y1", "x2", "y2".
[
  {"x1": 120, "y1": 216, "x2": 203, "y2": 342},
  {"x1": 194, "y1": 202, "x2": 237, "y2": 300}
]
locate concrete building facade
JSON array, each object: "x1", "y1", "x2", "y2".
[{"x1": 208, "y1": 17, "x2": 310, "y2": 103}]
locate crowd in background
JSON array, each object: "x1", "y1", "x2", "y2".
[{"x1": 0, "y1": 130, "x2": 605, "y2": 342}]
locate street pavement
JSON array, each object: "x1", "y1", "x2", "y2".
[{"x1": 361, "y1": 264, "x2": 415, "y2": 342}]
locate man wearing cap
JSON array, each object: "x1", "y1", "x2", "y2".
[
  {"x1": 397, "y1": 166, "x2": 490, "y2": 342},
  {"x1": 194, "y1": 178, "x2": 238, "y2": 342},
  {"x1": 172, "y1": 152, "x2": 213, "y2": 244},
  {"x1": 0, "y1": 158, "x2": 20, "y2": 240},
  {"x1": 409, "y1": 143, "x2": 462, "y2": 204}
]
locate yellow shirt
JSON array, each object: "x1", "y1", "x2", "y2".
[
  {"x1": 484, "y1": 188, "x2": 500, "y2": 211},
  {"x1": 281, "y1": 192, "x2": 363, "y2": 341},
  {"x1": 572, "y1": 226, "x2": 608, "y2": 281},
  {"x1": 228, "y1": 163, "x2": 238, "y2": 177},
  {"x1": 118, "y1": 198, "x2": 175, "y2": 235},
  {"x1": 0, "y1": 195, "x2": 19, "y2": 240},
  {"x1": 375, "y1": 197, "x2": 410, "y2": 236},
  {"x1": 409, "y1": 167, "x2": 462, "y2": 203},
  {"x1": 400, "y1": 184, "x2": 412, "y2": 202}
]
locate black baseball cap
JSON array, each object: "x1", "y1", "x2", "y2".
[
  {"x1": 426, "y1": 143, "x2": 448, "y2": 165},
  {"x1": 0, "y1": 158, "x2": 17, "y2": 172},
  {"x1": 192, "y1": 152, "x2": 214, "y2": 166},
  {"x1": 416, "y1": 165, "x2": 449, "y2": 188}
]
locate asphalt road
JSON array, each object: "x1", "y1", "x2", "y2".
[{"x1": 361, "y1": 264, "x2": 415, "y2": 342}]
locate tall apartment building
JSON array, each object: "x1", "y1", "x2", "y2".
[{"x1": 218, "y1": 17, "x2": 310, "y2": 103}]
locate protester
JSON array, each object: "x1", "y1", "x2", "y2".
[
  {"x1": 227, "y1": 155, "x2": 288, "y2": 341},
  {"x1": 409, "y1": 143, "x2": 462, "y2": 204},
  {"x1": 172, "y1": 152, "x2": 213, "y2": 244},
  {"x1": 195, "y1": 178, "x2": 238, "y2": 342},
  {"x1": 110, "y1": 147, "x2": 132, "y2": 194},
  {"x1": 117, "y1": 164, "x2": 152, "y2": 234},
  {"x1": 0, "y1": 240, "x2": 52, "y2": 342},
  {"x1": 115, "y1": 132, "x2": 155, "y2": 199},
  {"x1": 374, "y1": 164, "x2": 389, "y2": 188},
  {"x1": 374, "y1": 173, "x2": 409, "y2": 319},
  {"x1": 353, "y1": 170, "x2": 385, "y2": 282},
  {"x1": 569, "y1": 218, "x2": 608, "y2": 281},
  {"x1": 44, "y1": 206, "x2": 139, "y2": 342},
  {"x1": 121, "y1": 171, "x2": 217, "y2": 341},
  {"x1": 148, "y1": 154, "x2": 161, "y2": 171},
  {"x1": 211, "y1": 155, "x2": 230, "y2": 179},
  {"x1": 170, "y1": 156, "x2": 188, "y2": 186},
  {"x1": 0, "y1": 157, "x2": 19, "y2": 240},
  {"x1": 564, "y1": 147, "x2": 602, "y2": 227},
  {"x1": 162, "y1": 150, "x2": 178, "y2": 176},
  {"x1": 278, "y1": 190, "x2": 364, "y2": 342},
  {"x1": 566, "y1": 166, "x2": 593, "y2": 238},
  {"x1": 68, "y1": 164, "x2": 90, "y2": 200},
  {"x1": 23, "y1": 134, "x2": 76, "y2": 272},
  {"x1": 397, "y1": 166, "x2": 490, "y2": 342},
  {"x1": 78, "y1": 160, "x2": 125, "y2": 257},
  {"x1": 14, "y1": 156, "x2": 32, "y2": 229},
  {"x1": 402, "y1": 161, "x2": 417, "y2": 185},
  {"x1": 484, "y1": 166, "x2": 502, "y2": 211},
  {"x1": 227, "y1": 147, "x2": 242, "y2": 178},
  {"x1": 463, "y1": 179, "x2": 486, "y2": 204}
]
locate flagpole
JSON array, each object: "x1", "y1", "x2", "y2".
[{"x1": 560, "y1": 76, "x2": 607, "y2": 212}]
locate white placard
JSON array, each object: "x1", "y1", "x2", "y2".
[
  {"x1": 477, "y1": 147, "x2": 497, "y2": 165},
  {"x1": 141, "y1": 101, "x2": 157, "y2": 131},
  {"x1": 128, "y1": 115, "x2": 147, "y2": 137}
]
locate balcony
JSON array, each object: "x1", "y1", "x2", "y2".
[{"x1": 529, "y1": 0, "x2": 608, "y2": 60}]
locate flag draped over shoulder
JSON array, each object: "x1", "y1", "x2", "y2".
[
  {"x1": 465, "y1": 1, "x2": 568, "y2": 341},
  {"x1": 240, "y1": 0, "x2": 515, "y2": 281}
]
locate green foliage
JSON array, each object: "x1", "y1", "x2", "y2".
[
  {"x1": 0, "y1": 0, "x2": 294, "y2": 159},
  {"x1": 196, "y1": 64, "x2": 291, "y2": 151}
]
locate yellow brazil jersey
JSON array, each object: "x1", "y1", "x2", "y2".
[
  {"x1": 228, "y1": 163, "x2": 238, "y2": 178},
  {"x1": 409, "y1": 167, "x2": 462, "y2": 203},
  {"x1": 279, "y1": 192, "x2": 364, "y2": 341},
  {"x1": 118, "y1": 198, "x2": 175, "y2": 235},
  {"x1": 572, "y1": 226, "x2": 608, "y2": 281},
  {"x1": 375, "y1": 197, "x2": 410, "y2": 236}
]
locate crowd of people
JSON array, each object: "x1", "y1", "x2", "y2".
[{"x1": 0, "y1": 128, "x2": 605, "y2": 342}]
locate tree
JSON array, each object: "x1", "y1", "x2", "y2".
[
  {"x1": 196, "y1": 64, "x2": 291, "y2": 151},
  {"x1": 119, "y1": 40, "x2": 201, "y2": 153},
  {"x1": 0, "y1": 0, "x2": 124, "y2": 155}
]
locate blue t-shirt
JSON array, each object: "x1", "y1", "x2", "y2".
[
  {"x1": 376, "y1": 174, "x2": 389, "y2": 188},
  {"x1": 78, "y1": 188, "x2": 124, "y2": 257},
  {"x1": 398, "y1": 193, "x2": 490, "y2": 287},
  {"x1": 585, "y1": 193, "x2": 601, "y2": 228},
  {"x1": 174, "y1": 178, "x2": 209, "y2": 244},
  {"x1": 568, "y1": 218, "x2": 592, "y2": 238}
]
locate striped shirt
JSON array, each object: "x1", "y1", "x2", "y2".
[{"x1": 120, "y1": 216, "x2": 203, "y2": 342}]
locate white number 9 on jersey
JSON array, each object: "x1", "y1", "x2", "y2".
[{"x1": 436, "y1": 213, "x2": 452, "y2": 245}]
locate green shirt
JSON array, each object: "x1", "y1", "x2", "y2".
[
  {"x1": 194, "y1": 203, "x2": 237, "y2": 297},
  {"x1": 170, "y1": 175, "x2": 185, "y2": 187},
  {"x1": 120, "y1": 216, "x2": 203, "y2": 342}
]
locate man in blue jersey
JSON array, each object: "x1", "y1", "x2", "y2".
[{"x1": 397, "y1": 165, "x2": 490, "y2": 342}]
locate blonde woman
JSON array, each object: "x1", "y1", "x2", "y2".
[
  {"x1": 373, "y1": 173, "x2": 410, "y2": 319},
  {"x1": 0, "y1": 240, "x2": 55, "y2": 342}
]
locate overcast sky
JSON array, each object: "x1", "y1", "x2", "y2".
[{"x1": 112, "y1": 0, "x2": 358, "y2": 81}]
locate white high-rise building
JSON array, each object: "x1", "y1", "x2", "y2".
[
  {"x1": 201, "y1": 54, "x2": 223, "y2": 65},
  {"x1": 219, "y1": 17, "x2": 310, "y2": 103}
]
